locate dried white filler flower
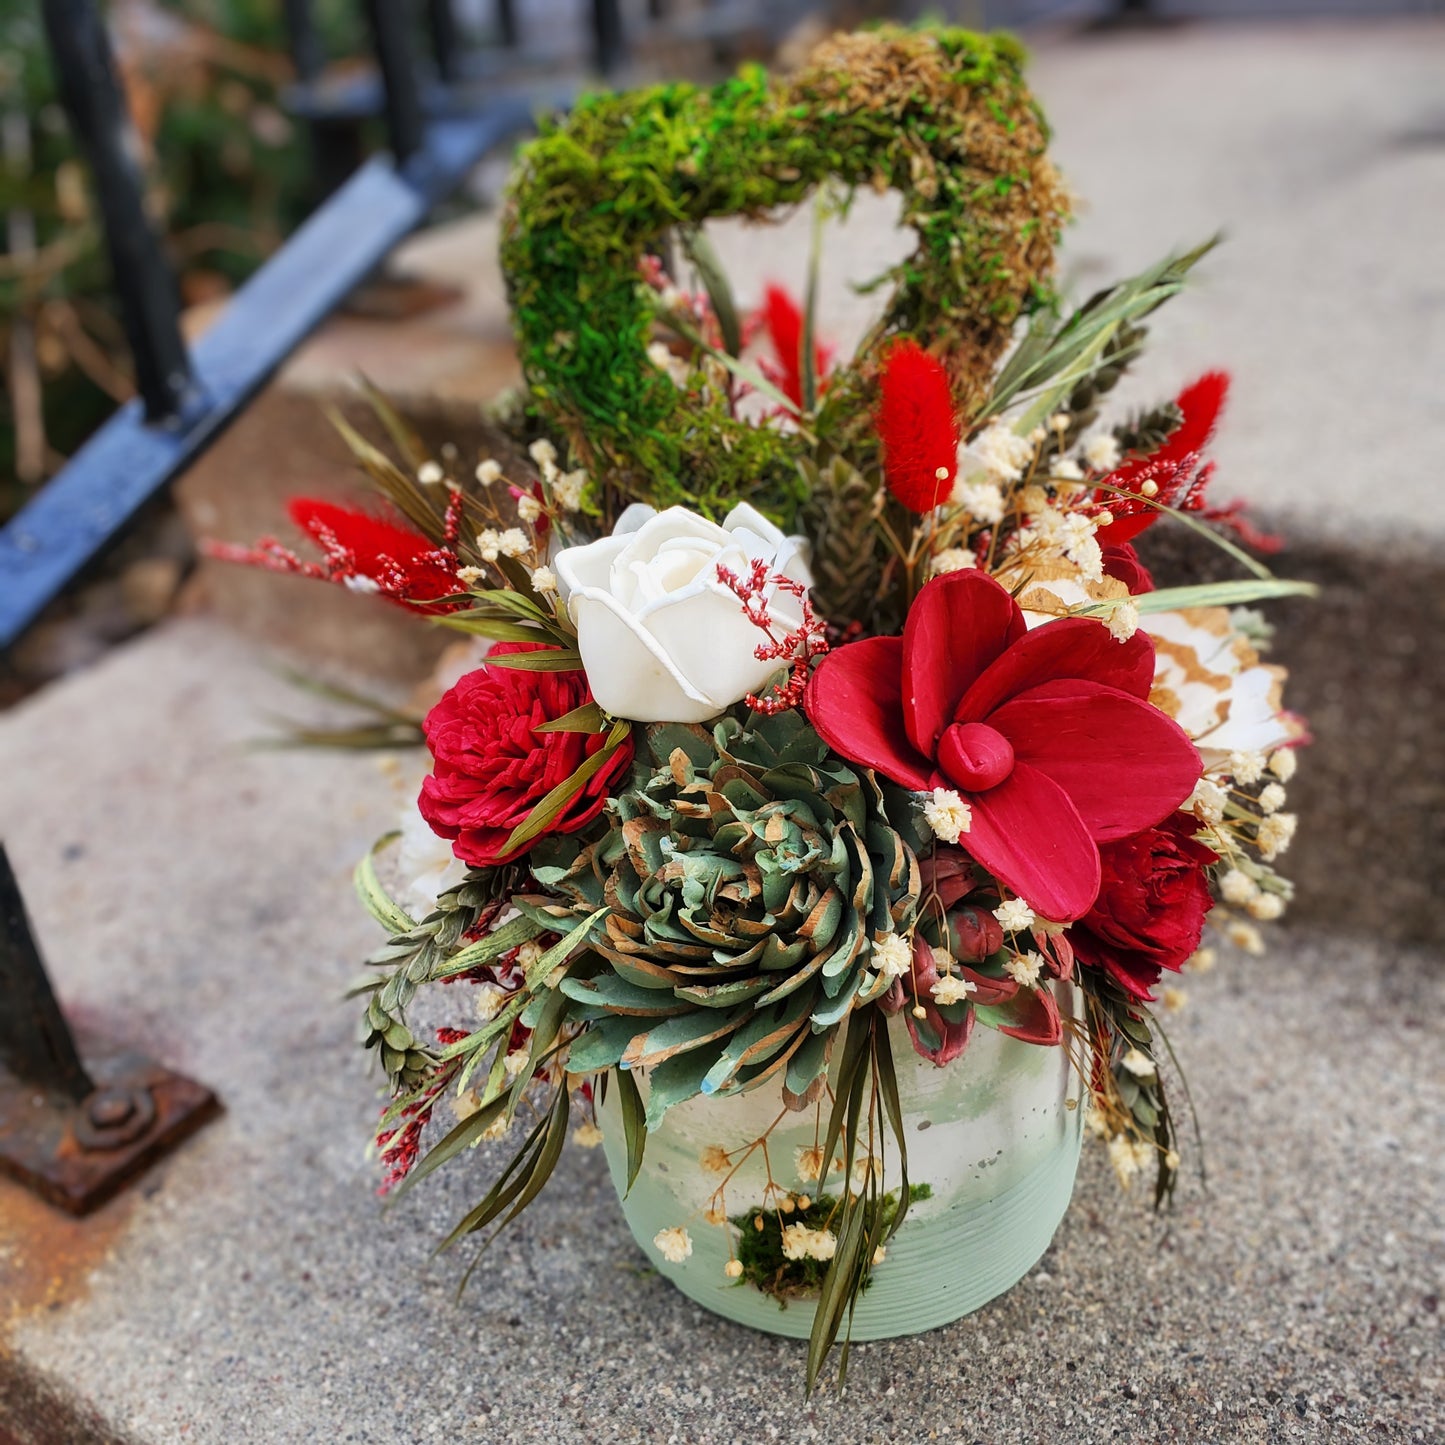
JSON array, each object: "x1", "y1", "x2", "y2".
[
  {"x1": 1220, "y1": 868, "x2": 1259, "y2": 905},
  {"x1": 1228, "y1": 750, "x2": 1267, "y2": 785},
  {"x1": 653, "y1": 1227, "x2": 692, "y2": 1264},
  {"x1": 1005, "y1": 951, "x2": 1045, "y2": 988},
  {"x1": 923, "y1": 788, "x2": 972, "y2": 842},
  {"x1": 930, "y1": 547, "x2": 977, "y2": 575},
  {"x1": 1120, "y1": 1047, "x2": 1156, "y2": 1079},
  {"x1": 1083, "y1": 433, "x2": 1121, "y2": 472},
  {"x1": 1107, "y1": 600, "x2": 1140, "y2": 643},
  {"x1": 993, "y1": 898, "x2": 1036, "y2": 933},
  {"x1": 872, "y1": 932, "x2": 912, "y2": 980},
  {"x1": 930, "y1": 973, "x2": 976, "y2": 1006},
  {"x1": 794, "y1": 1146, "x2": 825, "y2": 1184},
  {"x1": 1248, "y1": 892, "x2": 1285, "y2": 921},
  {"x1": 551, "y1": 469, "x2": 587, "y2": 511},
  {"x1": 1256, "y1": 812, "x2": 1298, "y2": 861}
]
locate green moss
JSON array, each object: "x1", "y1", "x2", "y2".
[
  {"x1": 500, "y1": 25, "x2": 1067, "y2": 527},
  {"x1": 731, "y1": 1182, "x2": 934, "y2": 1304}
]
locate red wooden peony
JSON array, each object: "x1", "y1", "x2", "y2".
[
  {"x1": 1067, "y1": 815, "x2": 1218, "y2": 1001},
  {"x1": 418, "y1": 643, "x2": 635, "y2": 866}
]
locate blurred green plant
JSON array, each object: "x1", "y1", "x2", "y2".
[{"x1": 0, "y1": 0, "x2": 361, "y2": 521}]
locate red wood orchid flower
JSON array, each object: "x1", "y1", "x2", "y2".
[{"x1": 802, "y1": 570, "x2": 1202, "y2": 922}]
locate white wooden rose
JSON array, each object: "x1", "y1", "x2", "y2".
[{"x1": 553, "y1": 503, "x2": 812, "y2": 723}]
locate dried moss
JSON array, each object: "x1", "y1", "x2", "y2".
[
  {"x1": 731, "y1": 1183, "x2": 934, "y2": 1304},
  {"x1": 500, "y1": 25, "x2": 1067, "y2": 527}
]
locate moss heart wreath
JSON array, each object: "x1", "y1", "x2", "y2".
[{"x1": 501, "y1": 26, "x2": 1069, "y2": 528}]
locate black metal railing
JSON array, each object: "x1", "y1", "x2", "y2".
[
  {"x1": 0, "y1": 0, "x2": 621, "y2": 652},
  {"x1": 0, "y1": 0, "x2": 556, "y2": 1211},
  {"x1": 0, "y1": 0, "x2": 829, "y2": 654}
]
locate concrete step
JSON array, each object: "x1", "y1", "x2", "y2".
[
  {"x1": 3, "y1": 22, "x2": 1441, "y2": 1444},
  {"x1": 0, "y1": 617, "x2": 1439, "y2": 1444}
]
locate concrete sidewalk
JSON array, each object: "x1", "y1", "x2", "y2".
[{"x1": 0, "y1": 618, "x2": 1439, "y2": 1444}]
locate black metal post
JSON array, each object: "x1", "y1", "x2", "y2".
[
  {"x1": 427, "y1": 0, "x2": 463, "y2": 84},
  {"x1": 495, "y1": 0, "x2": 518, "y2": 50},
  {"x1": 592, "y1": 0, "x2": 626, "y2": 77},
  {"x1": 0, "y1": 843, "x2": 220, "y2": 1214},
  {"x1": 283, "y1": 0, "x2": 366, "y2": 198},
  {"x1": 363, "y1": 0, "x2": 426, "y2": 163},
  {"x1": 0, "y1": 845, "x2": 93, "y2": 1103},
  {"x1": 39, "y1": 0, "x2": 195, "y2": 423},
  {"x1": 283, "y1": 0, "x2": 327, "y2": 81}
]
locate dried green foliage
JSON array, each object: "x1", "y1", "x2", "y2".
[
  {"x1": 796, "y1": 453, "x2": 907, "y2": 635},
  {"x1": 1082, "y1": 973, "x2": 1193, "y2": 1208},
  {"x1": 351, "y1": 856, "x2": 530, "y2": 1092},
  {"x1": 1113, "y1": 398, "x2": 1185, "y2": 459},
  {"x1": 804, "y1": 1009, "x2": 908, "y2": 1392},
  {"x1": 983, "y1": 237, "x2": 1219, "y2": 429},
  {"x1": 256, "y1": 668, "x2": 426, "y2": 750},
  {"x1": 525, "y1": 710, "x2": 922, "y2": 1125},
  {"x1": 1074, "y1": 579, "x2": 1320, "y2": 619},
  {"x1": 501, "y1": 24, "x2": 1067, "y2": 527}
]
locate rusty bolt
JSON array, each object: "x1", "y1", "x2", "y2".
[{"x1": 85, "y1": 1088, "x2": 136, "y2": 1130}]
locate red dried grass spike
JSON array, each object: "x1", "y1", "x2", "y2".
[
  {"x1": 1159, "y1": 371, "x2": 1229, "y2": 466},
  {"x1": 875, "y1": 340, "x2": 959, "y2": 513},
  {"x1": 286, "y1": 498, "x2": 461, "y2": 613},
  {"x1": 761, "y1": 284, "x2": 831, "y2": 409}
]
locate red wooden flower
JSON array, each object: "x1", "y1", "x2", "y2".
[
  {"x1": 1068, "y1": 815, "x2": 1217, "y2": 1001},
  {"x1": 419, "y1": 644, "x2": 634, "y2": 866},
  {"x1": 803, "y1": 570, "x2": 1202, "y2": 921}
]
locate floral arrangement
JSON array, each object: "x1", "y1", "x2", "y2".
[{"x1": 216, "y1": 26, "x2": 1311, "y2": 1388}]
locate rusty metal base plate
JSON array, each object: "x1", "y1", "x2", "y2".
[{"x1": 0, "y1": 1035, "x2": 220, "y2": 1215}]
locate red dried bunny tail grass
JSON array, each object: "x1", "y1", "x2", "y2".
[
  {"x1": 287, "y1": 499, "x2": 462, "y2": 610},
  {"x1": 1098, "y1": 371, "x2": 1259, "y2": 546},
  {"x1": 762, "y1": 285, "x2": 806, "y2": 407},
  {"x1": 875, "y1": 340, "x2": 959, "y2": 513}
]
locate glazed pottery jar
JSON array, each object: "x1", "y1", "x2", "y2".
[{"x1": 599, "y1": 987, "x2": 1086, "y2": 1339}]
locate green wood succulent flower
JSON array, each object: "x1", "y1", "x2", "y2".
[{"x1": 526, "y1": 711, "x2": 921, "y2": 1125}]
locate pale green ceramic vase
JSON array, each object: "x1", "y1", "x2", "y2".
[{"x1": 598, "y1": 986, "x2": 1086, "y2": 1340}]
